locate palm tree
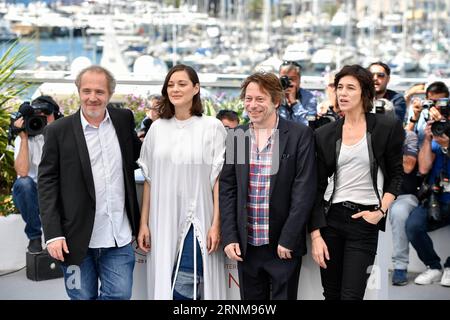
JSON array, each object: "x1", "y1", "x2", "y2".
[{"x1": 0, "y1": 41, "x2": 30, "y2": 215}]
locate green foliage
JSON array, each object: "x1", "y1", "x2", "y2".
[
  {"x1": 203, "y1": 96, "x2": 248, "y2": 125},
  {"x1": 0, "y1": 194, "x2": 16, "y2": 216},
  {"x1": 124, "y1": 93, "x2": 150, "y2": 129},
  {"x1": 0, "y1": 41, "x2": 30, "y2": 216}
]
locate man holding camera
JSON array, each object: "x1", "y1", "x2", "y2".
[
  {"x1": 368, "y1": 61, "x2": 407, "y2": 123},
  {"x1": 405, "y1": 109, "x2": 450, "y2": 286},
  {"x1": 278, "y1": 61, "x2": 317, "y2": 126},
  {"x1": 406, "y1": 81, "x2": 449, "y2": 146},
  {"x1": 12, "y1": 96, "x2": 61, "y2": 254}
]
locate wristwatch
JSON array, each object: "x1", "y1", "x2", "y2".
[{"x1": 409, "y1": 117, "x2": 418, "y2": 123}]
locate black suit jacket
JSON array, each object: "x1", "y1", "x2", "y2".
[
  {"x1": 220, "y1": 117, "x2": 317, "y2": 258},
  {"x1": 38, "y1": 106, "x2": 142, "y2": 266},
  {"x1": 309, "y1": 113, "x2": 404, "y2": 232}
]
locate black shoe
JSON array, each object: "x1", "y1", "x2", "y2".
[{"x1": 27, "y1": 239, "x2": 43, "y2": 254}]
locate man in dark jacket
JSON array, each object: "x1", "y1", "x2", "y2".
[
  {"x1": 38, "y1": 66, "x2": 141, "y2": 300},
  {"x1": 219, "y1": 72, "x2": 317, "y2": 300},
  {"x1": 369, "y1": 61, "x2": 407, "y2": 123}
]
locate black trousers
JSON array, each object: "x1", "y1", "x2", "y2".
[
  {"x1": 320, "y1": 204, "x2": 379, "y2": 300},
  {"x1": 237, "y1": 244, "x2": 302, "y2": 300}
]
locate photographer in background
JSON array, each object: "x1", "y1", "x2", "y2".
[
  {"x1": 216, "y1": 109, "x2": 239, "y2": 129},
  {"x1": 405, "y1": 81, "x2": 449, "y2": 146},
  {"x1": 12, "y1": 95, "x2": 62, "y2": 254},
  {"x1": 405, "y1": 106, "x2": 450, "y2": 286},
  {"x1": 278, "y1": 60, "x2": 317, "y2": 126},
  {"x1": 368, "y1": 61, "x2": 407, "y2": 123},
  {"x1": 137, "y1": 94, "x2": 162, "y2": 140}
]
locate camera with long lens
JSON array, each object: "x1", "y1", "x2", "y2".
[
  {"x1": 280, "y1": 75, "x2": 293, "y2": 90},
  {"x1": 308, "y1": 106, "x2": 340, "y2": 130},
  {"x1": 423, "y1": 170, "x2": 450, "y2": 223},
  {"x1": 428, "y1": 183, "x2": 442, "y2": 223},
  {"x1": 416, "y1": 180, "x2": 431, "y2": 201},
  {"x1": 9, "y1": 100, "x2": 53, "y2": 140},
  {"x1": 417, "y1": 179, "x2": 443, "y2": 222},
  {"x1": 422, "y1": 98, "x2": 450, "y2": 136}
]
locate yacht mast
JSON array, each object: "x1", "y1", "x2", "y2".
[{"x1": 262, "y1": 0, "x2": 271, "y2": 47}]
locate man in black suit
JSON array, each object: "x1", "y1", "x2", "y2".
[
  {"x1": 219, "y1": 72, "x2": 317, "y2": 300},
  {"x1": 38, "y1": 66, "x2": 141, "y2": 300}
]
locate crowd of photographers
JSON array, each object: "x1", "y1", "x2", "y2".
[{"x1": 8, "y1": 60, "x2": 450, "y2": 292}]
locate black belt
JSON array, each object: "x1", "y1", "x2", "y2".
[{"x1": 333, "y1": 201, "x2": 378, "y2": 212}]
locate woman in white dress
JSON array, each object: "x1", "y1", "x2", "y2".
[{"x1": 137, "y1": 64, "x2": 227, "y2": 300}]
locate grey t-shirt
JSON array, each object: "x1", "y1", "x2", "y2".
[{"x1": 324, "y1": 133, "x2": 384, "y2": 205}]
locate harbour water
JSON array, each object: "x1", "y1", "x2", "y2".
[
  {"x1": 0, "y1": 36, "x2": 102, "y2": 69},
  {"x1": 1, "y1": 36, "x2": 429, "y2": 79}
]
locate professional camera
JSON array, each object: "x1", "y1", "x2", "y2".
[
  {"x1": 9, "y1": 96, "x2": 60, "y2": 142},
  {"x1": 374, "y1": 99, "x2": 386, "y2": 114},
  {"x1": 422, "y1": 98, "x2": 450, "y2": 136},
  {"x1": 308, "y1": 106, "x2": 339, "y2": 130},
  {"x1": 373, "y1": 98, "x2": 396, "y2": 118},
  {"x1": 416, "y1": 180, "x2": 443, "y2": 222},
  {"x1": 418, "y1": 171, "x2": 449, "y2": 223},
  {"x1": 280, "y1": 75, "x2": 293, "y2": 90},
  {"x1": 416, "y1": 181, "x2": 431, "y2": 202},
  {"x1": 428, "y1": 189, "x2": 442, "y2": 222},
  {"x1": 10, "y1": 101, "x2": 50, "y2": 137}
]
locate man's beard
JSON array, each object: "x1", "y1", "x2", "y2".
[{"x1": 84, "y1": 109, "x2": 104, "y2": 119}]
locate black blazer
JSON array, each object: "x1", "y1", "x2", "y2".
[
  {"x1": 309, "y1": 113, "x2": 404, "y2": 232},
  {"x1": 220, "y1": 117, "x2": 317, "y2": 258},
  {"x1": 38, "y1": 106, "x2": 142, "y2": 266}
]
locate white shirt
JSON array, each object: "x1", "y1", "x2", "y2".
[
  {"x1": 80, "y1": 110, "x2": 132, "y2": 248},
  {"x1": 324, "y1": 133, "x2": 384, "y2": 205},
  {"x1": 14, "y1": 134, "x2": 45, "y2": 184}
]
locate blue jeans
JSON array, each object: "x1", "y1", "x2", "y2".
[
  {"x1": 61, "y1": 243, "x2": 135, "y2": 300},
  {"x1": 389, "y1": 194, "x2": 418, "y2": 270},
  {"x1": 406, "y1": 202, "x2": 450, "y2": 270},
  {"x1": 12, "y1": 177, "x2": 42, "y2": 240},
  {"x1": 172, "y1": 225, "x2": 203, "y2": 300}
]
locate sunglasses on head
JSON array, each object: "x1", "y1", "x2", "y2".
[
  {"x1": 372, "y1": 72, "x2": 386, "y2": 78},
  {"x1": 281, "y1": 60, "x2": 302, "y2": 69}
]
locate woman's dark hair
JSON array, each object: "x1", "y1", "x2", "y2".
[
  {"x1": 158, "y1": 64, "x2": 203, "y2": 119},
  {"x1": 334, "y1": 65, "x2": 375, "y2": 113}
]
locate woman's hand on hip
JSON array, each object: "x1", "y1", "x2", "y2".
[{"x1": 351, "y1": 210, "x2": 382, "y2": 225}]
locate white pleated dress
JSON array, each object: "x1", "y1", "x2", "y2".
[{"x1": 137, "y1": 115, "x2": 227, "y2": 300}]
